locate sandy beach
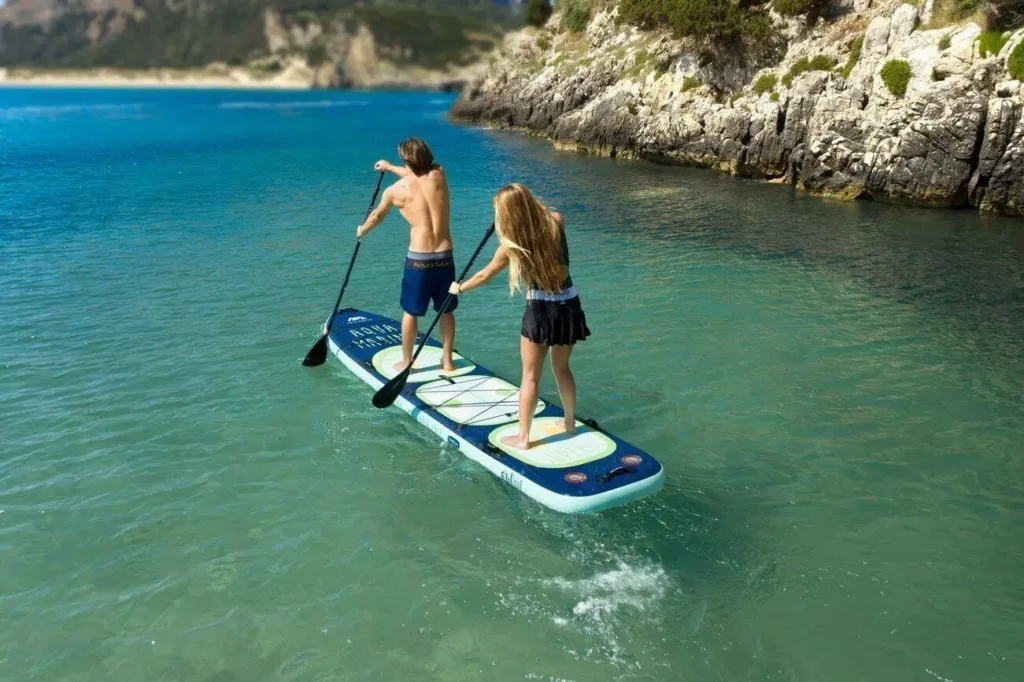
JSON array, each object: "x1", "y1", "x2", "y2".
[{"x1": 0, "y1": 66, "x2": 312, "y2": 89}]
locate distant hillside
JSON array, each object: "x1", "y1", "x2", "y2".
[{"x1": 0, "y1": 0, "x2": 520, "y2": 78}]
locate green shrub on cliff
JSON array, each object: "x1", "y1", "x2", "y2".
[
  {"x1": 772, "y1": 0, "x2": 829, "y2": 28},
  {"x1": 1008, "y1": 41, "x2": 1024, "y2": 80},
  {"x1": 536, "y1": 34, "x2": 552, "y2": 50},
  {"x1": 927, "y1": 1, "x2": 1024, "y2": 30},
  {"x1": 880, "y1": 59, "x2": 912, "y2": 97},
  {"x1": 977, "y1": 30, "x2": 1009, "y2": 57},
  {"x1": 563, "y1": 2, "x2": 591, "y2": 33},
  {"x1": 785, "y1": 53, "x2": 835, "y2": 85},
  {"x1": 526, "y1": 0, "x2": 553, "y2": 28},
  {"x1": 753, "y1": 72, "x2": 777, "y2": 95},
  {"x1": 617, "y1": 0, "x2": 776, "y2": 46},
  {"x1": 681, "y1": 76, "x2": 701, "y2": 92},
  {"x1": 840, "y1": 34, "x2": 864, "y2": 78},
  {"x1": 624, "y1": 50, "x2": 670, "y2": 80},
  {"x1": 808, "y1": 54, "x2": 835, "y2": 71},
  {"x1": 938, "y1": 33, "x2": 952, "y2": 50}
]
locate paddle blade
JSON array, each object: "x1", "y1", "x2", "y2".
[
  {"x1": 372, "y1": 368, "x2": 410, "y2": 408},
  {"x1": 302, "y1": 334, "x2": 329, "y2": 367}
]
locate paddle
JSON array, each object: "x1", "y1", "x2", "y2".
[
  {"x1": 372, "y1": 222, "x2": 496, "y2": 408},
  {"x1": 302, "y1": 171, "x2": 386, "y2": 367}
]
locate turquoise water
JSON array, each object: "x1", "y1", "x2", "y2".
[{"x1": 2, "y1": 88, "x2": 1023, "y2": 682}]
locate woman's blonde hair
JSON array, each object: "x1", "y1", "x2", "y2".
[{"x1": 493, "y1": 183, "x2": 566, "y2": 295}]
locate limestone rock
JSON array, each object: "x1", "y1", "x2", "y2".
[
  {"x1": 800, "y1": 85, "x2": 870, "y2": 198},
  {"x1": 888, "y1": 4, "x2": 919, "y2": 48},
  {"x1": 863, "y1": 78, "x2": 988, "y2": 206},
  {"x1": 934, "y1": 24, "x2": 982, "y2": 80},
  {"x1": 921, "y1": 0, "x2": 934, "y2": 25},
  {"x1": 448, "y1": 1, "x2": 1024, "y2": 215},
  {"x1": 850, "y1": 15, "x2": 892, "y2": 89},
  {"x1": 970, "y1": 97, "x2": 1024, "y2": 213},
  {"x1": 997, "y1": 80, "x2": 1021, "y2": 97}
]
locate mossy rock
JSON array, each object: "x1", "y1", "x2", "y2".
[{"x1": 1008, "y1": 41, "x2": 1024, "y2": 81}]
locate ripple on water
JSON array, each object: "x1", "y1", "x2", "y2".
[{"x1": 2, "y1": 89, "x2": 1023, "y2": 682}]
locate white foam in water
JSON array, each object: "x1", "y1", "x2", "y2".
[
  {"x1": 0, "y1": 103, "x2": 144, "y2": 120},
  {"x1": 545, "y1": 560, "x2": 668, "y2": 622},
  {"x1": 500, "y1": 559, "x2": 670, "y2": 667},
  {"x1": 216, "y1": 100, "x2": 369, "y2": 110}
]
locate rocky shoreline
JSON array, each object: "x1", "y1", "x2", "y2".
[{"x1": 450, "y1": 2, "x2": 1024, "y2": 216}]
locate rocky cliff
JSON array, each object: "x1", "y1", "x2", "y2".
[{"x1": 450, "y1": 1, "x2": 1024, "y2": 215}]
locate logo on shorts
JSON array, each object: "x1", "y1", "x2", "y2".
[
  {"x1": 564, "y1": 472, "x2": 587, "y2": 484},
  {"x1": 621, "y1": 455, "x2": 642, "y2": 467}
]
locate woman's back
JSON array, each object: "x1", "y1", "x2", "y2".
[{"x1": 534, "y1": 212, "x2": 572, "y2": 294}]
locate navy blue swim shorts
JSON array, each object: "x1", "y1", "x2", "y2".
[{"x1": 400, "y1": 250, "x2": 458, "y2": 317}]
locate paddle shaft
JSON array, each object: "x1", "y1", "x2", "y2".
[
  {"x1": 405, "y1": 223, "x2": 495, "y2": 366},
  {"x1": 321, "y1": 172, "x2": 385, "y2": 334}
]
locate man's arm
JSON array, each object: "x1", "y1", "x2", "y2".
[
  {"x1": 375, "y1": 160, "x2": 411, "y2": 178},
  {"x1": 356, "y1": 186, "x2": 395, "y2": 238}
]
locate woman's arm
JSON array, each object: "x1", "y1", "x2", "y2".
[{"x1": 449, "y1": 246, "x2": 509, "y2": 295}]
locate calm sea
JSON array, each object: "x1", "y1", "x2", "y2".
[{"x1": 2, "y1": 88, "x2": 1022, "y2": 681}]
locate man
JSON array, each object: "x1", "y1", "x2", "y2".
[{"x1": 356, "y1": 137, "x2": 457, "y2": 373}]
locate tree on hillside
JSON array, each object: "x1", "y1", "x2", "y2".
[
  {"x1": 773, "y1": 0, "x2": 829, "y2": 28},
  {"x1": 307, "y1": 43, "x2": 329, "y2": 68},
  {"x1": 979, "y1": 0, "x2": 1024, "y2": 28},
  {"x1": 525, "y1": 0, "x2": 552, "y2": 27}
]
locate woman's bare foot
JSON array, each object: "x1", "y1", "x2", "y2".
[
  {"x1": 501, "y1": 434, "x2": 531, "y2": 450},
  {"x1": 441, "y1": 358, "x2": 458, "y2": 372},
  {"x1": 559, "y1": 419, "x2": 578, "y2": 435},
  {"x1": 392, "y1": 359, "x2": 412, "y2": 373}
]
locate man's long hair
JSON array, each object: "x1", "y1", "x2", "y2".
[{"x1": 398, "y1": 137, "x2": 435, "y2": 176}]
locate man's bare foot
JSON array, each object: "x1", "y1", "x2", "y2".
[
  {"x1": 559, "y1": 419, "x2": 578, "y2": 435},
  {"x1": 392, "y1": 359, "x2": 412, "y2": 373},
  {"x1": 501, "y1": 434, "x2": 531, "y2": 450},
  {"x1": 441, "y1": 358, "x2": 458, "y2": 372}
]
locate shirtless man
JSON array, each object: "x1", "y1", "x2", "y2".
[{"x1": 356, "y1": 137, "x2": 457, "y2": 372}]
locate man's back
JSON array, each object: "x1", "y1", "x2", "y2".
[
  {"x1": 392, "y1": 167, "x2": 451, "y2": 253},
  {"x1": 355, "y1": 136, "x2": 459, "y2": 372}
]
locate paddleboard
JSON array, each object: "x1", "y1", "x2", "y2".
[{"x1": 326, "y1": 308, "x2": 664, "y2": 513}]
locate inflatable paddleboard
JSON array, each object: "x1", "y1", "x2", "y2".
[{"x1": 327, "y1": 308, "x2": 664, "y2": 513}]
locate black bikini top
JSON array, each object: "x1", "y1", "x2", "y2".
[{"x1": 529, "y1": 218, "x2": 573, "y2": 291}]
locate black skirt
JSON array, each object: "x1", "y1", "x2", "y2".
[{"x1": 521, "y1": 294, "x2": 591, "y2": 346}]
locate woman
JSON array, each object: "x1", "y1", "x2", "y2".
[{"x1": 448, "y1": 183, "x2": 590, "y2": 450}]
